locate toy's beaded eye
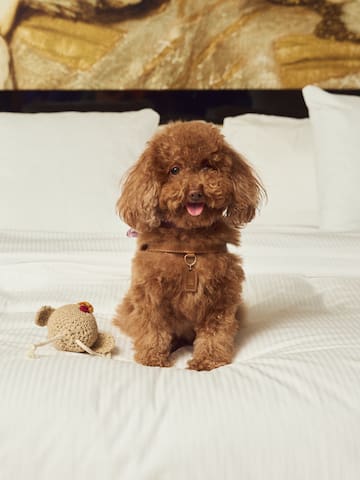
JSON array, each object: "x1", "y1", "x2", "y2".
[{"x1": 169, "y1": 166, "x2": 181, "y2": 175}]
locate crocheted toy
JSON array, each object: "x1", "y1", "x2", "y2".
[{"x1": 28, "y1": 301, "x2": 115, "y2": 359}]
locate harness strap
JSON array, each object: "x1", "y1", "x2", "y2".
[{"x1": 141, "y1": 244, "x2": 227, "y2": 293}]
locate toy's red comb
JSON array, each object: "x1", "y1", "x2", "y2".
[{"x1": 78, "y1": 302, "x2": 94, "y2": 313}]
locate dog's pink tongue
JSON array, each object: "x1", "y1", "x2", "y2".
[{"x1": 186, "y1": 203, "x2": 204, "y2": 216}]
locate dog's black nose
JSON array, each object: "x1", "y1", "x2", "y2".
[{"x1": 188, "y1": 190, "x2": 204, "y2": 202}]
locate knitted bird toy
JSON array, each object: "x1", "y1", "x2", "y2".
[{"x1": 28, "y1": 301, "x2": 115, "y2": 359}]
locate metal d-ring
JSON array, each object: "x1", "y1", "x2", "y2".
[{"x1": 184, "y1": 253, "x2": 197, "y2": 271}]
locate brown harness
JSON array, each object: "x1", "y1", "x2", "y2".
[{"x1": 141, "y1": 244, "x2": 228, "y2": 293}]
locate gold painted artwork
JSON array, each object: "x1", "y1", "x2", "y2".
[{"x1": 0, "y1": 0, "x2": 360, "y2": 89}]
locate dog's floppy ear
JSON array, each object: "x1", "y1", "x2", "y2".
[
  {"x1": 223, "y1": 143, "x2": 265, "y2": 228},
  {"x1": 116, "y1": 145, "x2": 161, "y2": 232}
]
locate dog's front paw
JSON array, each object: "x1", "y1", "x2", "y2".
[
  {"x1": 135, "y1": 350, "x2": 171, "y2": 368},
  {"x1": 187, "y1": 357, "x2": 229, "y2": 371}
]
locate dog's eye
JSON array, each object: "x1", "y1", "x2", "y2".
[{"x1": 169, "y1": 166, "x2": 181, "y2": 175}]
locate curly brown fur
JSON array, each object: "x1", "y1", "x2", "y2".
[{"x1": 113, "y1": 121, "x2": 264, "y2": 371}]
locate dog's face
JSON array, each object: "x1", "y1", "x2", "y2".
[
  {"x1": 117, "y1": 121, "x2": 263, "y2": 232},
  {"x1": 157, "y1": 127, "x2": 236, "y2": 229}
]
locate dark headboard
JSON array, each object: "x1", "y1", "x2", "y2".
[{"x1": 1, "y1": 90, "x2": 360, "y2": 123}]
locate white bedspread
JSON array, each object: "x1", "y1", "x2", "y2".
[{"x1": 1, "y1": 227, "x2": 360, "y2": 480}]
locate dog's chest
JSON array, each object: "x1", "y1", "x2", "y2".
[
  {"x1": 165, "y1": 253, "x2": 201, "y2": 294},
  {"x1": 133, "y1": 248, "x2": 242, "y2": 331},
  {"x1": 149, "y1": 252, "x2": 230, "y2": 317},
  {"x1": 158, "y1": 253, "x2": 217, "y2": 289}
]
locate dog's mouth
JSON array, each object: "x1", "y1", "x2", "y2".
[{"x1": 185, "y1": 202, "x2": 205, "y2": 216}]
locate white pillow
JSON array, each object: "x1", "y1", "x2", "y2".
[
  {"x1": 302, "y1": 85, "x2": 360, "y2": 232},
  {"x1": 0, "y1": 109, "x2": 159, "y2": 233},
  {"x1": 222, "y1": 114, "x2": 318, "y2": 227}
]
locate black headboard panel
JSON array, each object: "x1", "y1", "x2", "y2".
[{"x1": 1, "y1": 90, "x2": 360, "y2": 123}]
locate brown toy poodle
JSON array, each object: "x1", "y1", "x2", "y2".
[{"x1": 113, "y1": 121, "x2": 263, "y2": 371}]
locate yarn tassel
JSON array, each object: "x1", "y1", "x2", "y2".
[
  {"x1": 75, "y1": 339, "x2": 111, "y2": 358},
  {"x1": 27, "y1": 333, "x2": 67, "y2": 359}
]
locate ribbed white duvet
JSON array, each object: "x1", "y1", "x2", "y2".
[{"x1": 1, "y1": 227, "x2": 360, "y2": 480}]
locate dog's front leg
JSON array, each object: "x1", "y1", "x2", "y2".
[
  {"x1": 133, "y1": 318, "x2": 173, "y2": 368},
  {"x1": 188, "y1": 307, "x2": 239, "y2": 371}
]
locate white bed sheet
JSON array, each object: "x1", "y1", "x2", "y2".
[{"x1": 1, "y1": 227, "x2": 360, "y2": 480}]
